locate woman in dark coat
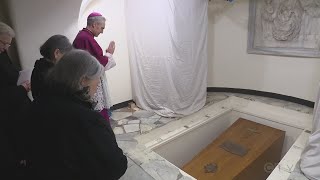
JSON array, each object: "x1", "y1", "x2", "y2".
[
  {"x1": 0, "y1": 22, "x2": 31, "y2": 178},
  {"x1": 27, "y1": 49, "x2": 127, "y2": 180},
  {"x1": 31, "y1": 34, "x2": 72, "y2": 100}
]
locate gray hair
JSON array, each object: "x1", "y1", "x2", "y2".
[
  {"x1": 87, "y1": 16, "x2": 106, "y2": 26},
  {"x1": 0, "y1": 22, "x2": 15, "y2": 37},
  {"x1": 46, "y1": 49, "x2": 103, "y2": 101}
]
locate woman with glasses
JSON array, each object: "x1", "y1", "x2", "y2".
[{"x1": 0, "y1": 21, "x2": 31, "y2": 177}]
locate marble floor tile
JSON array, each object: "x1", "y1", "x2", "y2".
[
  {"x1": 211, "y1": 93, "x2": 229, "y2": 101},
  {"x1": 285, "y1": 103, "x2": 312, "y2": 114},
  {"x1": 127, "y1": 157, "x2": 135, "y2": 168},
  {"x1": 159, "y1": 117, "x2": 177, "y2": 124},
  {"x1": 120, "y1": 163, "x2": 153, "y2": 180},
  {"x1": 141, "y1": 159, "x2": 183, "y2": 180},
  {"x1": 116, "y1": 132, "x2": 140, "y2": 141},
  {"x1": 128, "y1": 120, "x2": 141, "y2": 124},
  {"x1": 177, "y1": 176, "x2": 194, "y2": 180},
  {"x1": 140, "y1": 116, "x2": 162, "y2": 125},
  {"x1": 125, "y1": 116, "x2": 139, "y2": 120},
  {"x1": 117, "y1": 119, "x2": 129, "y2": 126},
  {"x1": 110, "y1": 119, "x2": 117, "y2": 128},
  {"x1": 140, "y1": 124, "x2": 154, "y2": 134},
  {"x1": 112, "y1": 112, "x2": 134, "y2": 121},
  {"x1": 113, "y1": 107, "x2": 136, "y2": 113},
  {"x1": 254, "y1": 96, "x2": 270, "y2": 102},
  {"x1": 233, "y1": 94, "x2": 257, "y2": 101},
  {"x1": 117, "y1": 140, "x2": 138, "y2": 152},
  {"x1": 113, "y1": 127, "x2": 124, "y2": 135},
  {"x1": 269, "y1": 101, "x2": 286, "y2": 108},
  {"x1": 124, "y1": 124, "x2": 140, "y2": 133},
  {"x1": 132, "y1": 110, "x2": 155, "y2": 118}
]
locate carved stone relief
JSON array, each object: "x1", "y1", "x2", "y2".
[{"x1": 248, "y1": 0, "x2": 320, "y2": 57}]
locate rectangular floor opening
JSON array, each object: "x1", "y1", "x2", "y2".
[{"x1": 152, "y1": 111, "x2": 304, "y2": 179}]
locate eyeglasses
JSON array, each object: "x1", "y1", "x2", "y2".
[{"x1": 0, "y1": 40, "x2": 11, "y2": 48}]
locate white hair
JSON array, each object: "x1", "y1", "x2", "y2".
[
  {"x1": 87, "y1": 16, "x2": 106, "y2": 26},
  {"x1": 0, "y1": 22, "x2": 15, "y2": 37}
]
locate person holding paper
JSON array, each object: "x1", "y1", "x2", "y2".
[
  {"x1": 73, "y1": 12, "x2": 116, "y2": 122},
  {"x1": 31, "y1": 35, "x2": 72, "y2": 99},
  {"x1": 0, "y1": 22, "x2": 31, "y2": 177}
]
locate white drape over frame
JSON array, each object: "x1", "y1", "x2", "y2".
[
  {"x1": 125, "y1": 0, "x2": 208, "y2": 117},
  {"x1": 300, "y1": 84, "x2": 320, "y2": 180}
]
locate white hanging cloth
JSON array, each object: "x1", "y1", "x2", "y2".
[
  {"x1": 125, "y1": 0, "x2": 208, "y2": 117},
  {"x1": 300, "y1": 84, "x2": 320, "y2": 180}
]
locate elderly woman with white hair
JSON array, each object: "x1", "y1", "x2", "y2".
[
  {"x1": 0, "y1": 21, "x2": 31, "y2": 177},
  {"x1": 26, "y1": 49, "x2": 127, "y2": 180}
]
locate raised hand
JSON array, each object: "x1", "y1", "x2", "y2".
[{"x1": 106, "y1": 41, "x2": 115, "y2": 55}]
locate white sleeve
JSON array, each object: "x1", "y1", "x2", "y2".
[{"x1": 104, "y1": 53, "x2": 116, "y2": 71}]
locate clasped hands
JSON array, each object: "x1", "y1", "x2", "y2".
[{"x1": 106, "y1": 41, "x2": 115, "y2": 55}]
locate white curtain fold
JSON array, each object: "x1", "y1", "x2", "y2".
[
  {"x1": 125, "y1": 0, "x2": 208, "y2": 117},
  {"x1": 300, "y1": 84, "x2": 320, "y2": 180}
]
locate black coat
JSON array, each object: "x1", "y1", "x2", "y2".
[
  {"x1": 26, "y1": 91, "x2": 127, "y2": 180},
  {"x1": 31, "y1": 58, "x2": 54, "y2": 99},
  {"x1": 0, "y1": 51, "x2": 31, "y2": 176}
]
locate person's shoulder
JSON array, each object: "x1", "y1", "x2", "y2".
[
  {"x1": 65, "y1": 100, "x2": 99, "y2": 118},
  {"x1": 34, "y1": 58, "x2": 53, "y2": 68},
  {"x1": 70, "y1": 104, "x2": 109, "y2": 128},
  {"x1": 34, "y1": 95, "x2": 99, "y2": 119},
  {"x1": 75, "y1": 30, "x2": 90, "y2": 39},
  {"x1": 32, "y1": 59, "x2": 53, "y2": 75}
]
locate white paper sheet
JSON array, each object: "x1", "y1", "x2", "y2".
[{"x1": 17, "y1": 68, "x2": 33, "y2": 85}]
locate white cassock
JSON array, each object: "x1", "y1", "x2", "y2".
[{"x1": 300, "y1": 86, "x2": 320, "y2": 180}]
